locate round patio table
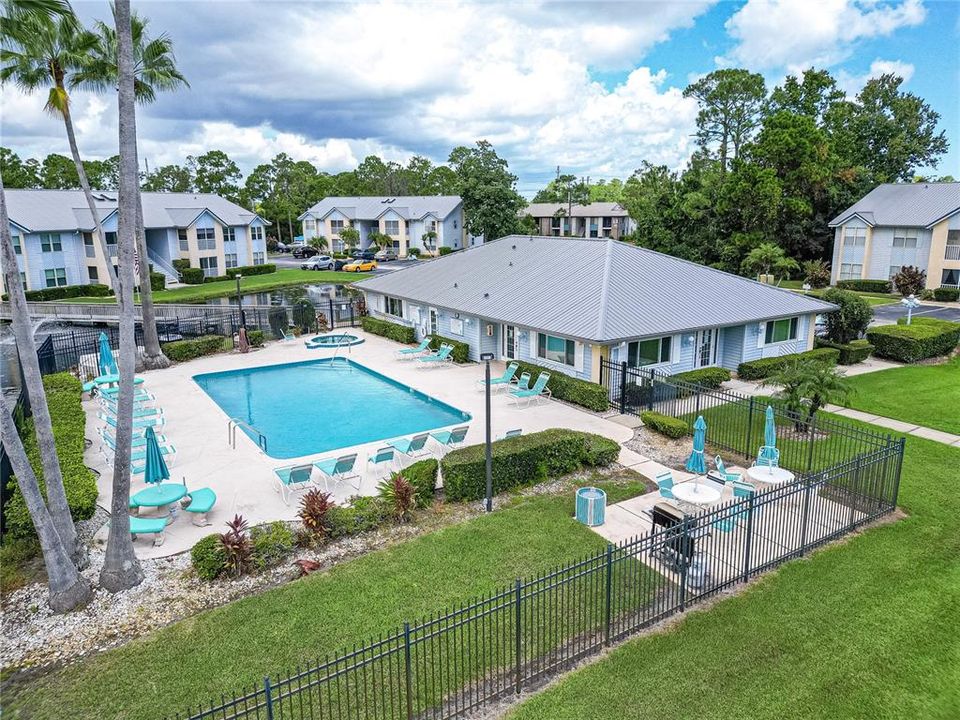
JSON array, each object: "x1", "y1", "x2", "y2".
[
  {"x1": 131, "y1": 483, "x2": 186, "y2": 517},
  {"x1": 746, "y1": 466, "x2": 796, "y2": 485},
  {"x1": 672, "y1": 481, "x2": 722, "y2": 506}
]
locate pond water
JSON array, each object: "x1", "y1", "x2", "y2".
[{"x1": 201, "y1": 283, "x2": 360, "y2": 309}]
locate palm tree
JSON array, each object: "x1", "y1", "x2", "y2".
[
  {"x1": 741, "y1": 242, "x2": 800, "y2": 282},
  {"x1": 99, "y1": 0, "x2": 143, "y2": 592},
  {"x1": 764, "y1": 359, "x2": 852, "y2": 432},
  {"x1": 0, "y1": 9, "x2": 114, "y2": 285},
  {"x1": 74, "y1": 8, "x2": 189, "y2": 370},
  {"x1": 308, "y1": 235, "x2": 328, "y2": 252}
]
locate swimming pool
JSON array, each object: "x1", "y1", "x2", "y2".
[{"x1": 193, "y1": 359, "x2": 471, "y2": 459}]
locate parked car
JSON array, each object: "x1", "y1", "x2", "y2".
[
  {"x1": 350, "y1": 249, "x2": 377, "y2": 262},
  {"x1": 275, "y1": 241, "x2": 290, "y2": 253},
  {"x1": 292, "y1": 244, "x2": 318, "y2": 259},
  {"x1": 343, "y1": 259, "x2": 378, "y2": 272},
  {"x1": 333, "y1": 258, "x2": 350, "y2": 271},
  {"x1": 301, "y1": 255, "x2": 334, "y2": 271},
  {"x1": 374, "y1": 248, "x2": 398, "y2": 262}
]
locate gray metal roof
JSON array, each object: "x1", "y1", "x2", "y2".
[
  {"x1": 301, "y1": 196, "x2": 462, "y2": 222},
  {"x1": 829, "y1": 183, "x2": 960, "y2": 228},
  {"x1": 355, "y1": 236, "x2": 835, "y2": 343},
  {"x1": 4, "y1": 189, "x2": 266, "y2": 232},
  {"x1": 523, "y1": 202, "x2": 629, "y2": 218}
]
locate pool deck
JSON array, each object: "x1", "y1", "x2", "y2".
[{"x1": 84, "y1": 330, "x2": 639, "y2": 558}]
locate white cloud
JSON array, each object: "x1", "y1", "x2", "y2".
[
  {"x1": 836, "y1": 58, "x2": 916, "y2": 95},
  {"x1": 721, "y1": 0, "x2": 926, "y2": 71}
]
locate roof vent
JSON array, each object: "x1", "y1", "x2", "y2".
[
  {"x1": 509, "y1": 261, "x2": 513, "y2": 266},
  {"x1": 511, "y1": 244, "x2": 516, "y2": 250},
  {"x1": 483, "y1": 293, "x2": 489, "y2": 299},
  {"x1": 454, "y1": 282, "x2": 458, "y2": 288}
]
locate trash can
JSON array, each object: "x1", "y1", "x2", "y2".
[{"x1": 575, "y1": 486, "x2": 606, "y2": 527}]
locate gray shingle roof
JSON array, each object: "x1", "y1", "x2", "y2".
[
  {"x1": 355, "y1": 236, "x2": 834, "y2": 343},
  {"x1": 4, "y1": 189, "x2": 265, "y2": 232},
  {"x1": 523, "y1": 202, "x2": 628, "y2": 218},
  {"x1": 301, "y1": 196, "x2": 462, "y2": 222},
  {"x1": 829, "y1": 183, "x2": 960, "y2": 228}
]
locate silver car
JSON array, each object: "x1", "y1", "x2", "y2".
[
  {"x1": 374, "y1": 248, "x2": 398, "y2": 262},
  {"x1": 301, "y1": 255, "x2": 334, "y2": 271}
]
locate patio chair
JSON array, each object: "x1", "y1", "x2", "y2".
[
  {"x1": 430, "y1": 426, "x2": 469, "y2": 455},
  {"x1": 655, "y1": 471, "x2": 697, "y2": 513},
  {"x1": 477, "y1": 362, "x2": 519, "y2": 391},
  {"x1": 514, "y1": 372, "x2": 531, "y2": 392},
  {"x1": 103, "y1": 405, "x2": 163, "y2": 421},
  {"x1": 708, "y1": 454, "x2": 743, "y2": 485},
  {"x1": 508, "y1": 372, "x2": 552, "y2": 407},
  {"x1": 98, "y1": 386, "x2": 154, "y2": 402},
  {"x1": 396, "y1": 338, "x2": 431, "y2": 359},
  {"x1": 98, "y1": 412, "x2": 165, "y2": 430},
  {"x1": 498, "y1": 428, "x2": 522, "y2": 440},
  {"x1": 313, "y1": 454, "x2": 361, "y2": 492},
  {"x1": 100, "y1": 427, "x2": 167, "y2": 452},
  {"x1": 131, "y1": 444, "x2": 177, "y2": 475},
  {"x1": 416, "y1": 343, "x2": 453, "y2": 367},
  {"x1": 128, "y1": 515, "x2": 168, "y2": 547},
  {"x1": 273, "y1": 463, "x2": 315, "y2": 505},
  {"x1": 183, "y1": 487, "x2": 217, "y2": 527},
  {"x1": 756, "y1": 445, "x2": 780, "y2": 469},
  {"x1": 367, "y1": 447, "x2": 396, "y2": 480},
  {"x1": 387, "y1": 433, "x2": 431, "y2": 461}
]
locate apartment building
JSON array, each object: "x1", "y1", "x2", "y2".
[{"x1": 520, "y1": 202, "x2": 635, "y2": 239}]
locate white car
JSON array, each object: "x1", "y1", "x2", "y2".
[{"x1": 301, "y1": 255, "x2": 334, "y2": 271}]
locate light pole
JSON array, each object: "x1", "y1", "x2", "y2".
[
  {"x1": 901, "y1": 293, "x2": 920, "y2": 324},
  {"x1": 480, "y1": 352, "x2": 495, "y2": 512}
]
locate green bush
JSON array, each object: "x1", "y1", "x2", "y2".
[
  {"x1": 822, "y1": 288, "x2": 873, "y2": 344},
  {"x1": 6, "y1": 283, "x2": 113, "y2": 302},
  {"x1": 327, "y1": 496, "x2": 389, "y2": 538},
  {"x1": 362, "y1": 316, "x2": 416, "y2": 344},
  {"x1": 440, "y1": 429, "x2": 617, "y2": 502},
  {"x1": 438, "y1": 247, "x2": 453, "y2": 256},
  {"x1": 172, "y1": 258, "x2": 190, "y2": 271},
  {"x1": 401, "y1": 458, "x2": 438, "y2": 506},
  {"x1": 640, "y1": 411, "x2": 688, "y2": 439},
  {"x1": 407, "y1": 248, "x2": 421, "y2": 258},
  {"x1": 247, "y1": 329, "x2": 265, "y2": 347},
  {"x1": 428, "y1": 335, "x2": 470, "y2": 363},
  {"x1": 866, "y1": 318, "x2": 960, "y2": 362},
  {"x1": 835, "y1": 279, "x2": 893, "y2": 293},
  {"x1": 161, "y1": 335, "x2": 226, "y2": 362},
  {"x1": 582, "y1": 434, "x2": 621, "y2": 466},
  {"x1": 5, "y1": 374, "x2": 99, "y2": 538},
  {"x1": 815, "y1": 338, "x2": 874, "y2": 365},
  {"x1": 512, "y1": 360, "x2": 608, "y2": 412},
  {"x1": 250, "y1": 521, "x2": 294, "y2": 570},
  {"x1": 191, "y1": 534, "x2": 227, "y2": 580},
  {"x1": 934, "y1": 287, "x2": 959, "y2": 302},
  {"x1": 180, "y1": 267, "x2": 204, "y2": 284},
  {"x1": 737, "y1": 347, "x2": 840, "y2": 380},
  {"x1": 669, "y1": 367, "x2": 731, "y2": 389},
  {"x1": 202, "y1": 274, "x2": 233, "y2": 284},
  {"x1": 225, "y1": 264, "x2": 276, "y2": 278},
  {"x1": 149, "y1": 272, "x2": 165, "y2": 292}
]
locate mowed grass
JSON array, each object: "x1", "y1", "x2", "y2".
[
  {"x1": 8, "y1": 476, "x2": 649, "y2": 720},
  {"x1": 508, "y1": 430, "x2": 960, "y2": 720},
  {"x1": 780, "y1": 281, "x2": 897, "y2": 307},
  {"x1": 842, "y1": 356, "x2": 960, "y2": 435}
]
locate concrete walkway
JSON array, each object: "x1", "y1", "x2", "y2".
[{"x1": 822, "y1": 406, "x2": 960, "y2": 447}]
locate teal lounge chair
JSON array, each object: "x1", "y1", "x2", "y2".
[
  {"x1": 509, "y1": 372, "x2": 552, "y2": 407},
  {"x1": 417, "y1": 343, "x2": 453, "y2": 367},
  {"x1": 313, "y1": 454, "x2": 360, "y2": 492},
  {"x1": 655, "y1": 471, "x2": 676, "y2": 501},
  {"x1": 273, "y1": 463, "x2": 314, "y2": 505},
  {"x1": 708, "y1": 454, "x2": 743, "y2": 484},
  {"x1": 430, "y1": 426, "x2": 469, "y2": 455},
  {"x1": 498, "y1": 428, "x2": 522, "y2": 440},
  {"x1": 100, "y1": 427, "x2": 167, "y2": 451},
  {"x1": 128, "y1": 515, "x2": 168, "y2": 546},
  {"x1": 98, "y1": 412, "x2": 165, "y2": 430},
  {"x1": 104, "y1": 405, "x2": 163, "y2": 421},
  {"x1": 367, "y1": 447, "x2": 396, "y2": 479},
  {"x1": 131, "y1": 444, "x2": 177, "y2": 474},
  {"x1": 756, "y1": 445, "x2": 780, "y2": 468},
  {"x1": 388, "y1": 433, "x2": 430, "y2": 460},
  {"x1": 477, "y1": 362, "x2": 518, "y2": 391},
  {"x1": 396, "y1": 338, "x2": 431, "y2": 359},
  {"x1": 99, "y1": 385, "x2": 152, "y2": 400},
  {"x1": 184, "y1": 487, "x2": 217, "y2": 526},
  {"x1": 514, "y1": 372, "x2": 531, "y2": 392}
]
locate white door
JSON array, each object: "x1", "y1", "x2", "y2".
[
  {"x1": 503, "y1": 324, "x2": 517, "y2": 360},
  {"x1": 428, "y1": 308, "x2": 439, "y2": 337},
  {"x1": 695, "y1": 328, "x2": 716, "y2": 367}
]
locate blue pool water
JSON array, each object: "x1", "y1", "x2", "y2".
[{"x1": 193, "y1": 359, "x2": 471, "y2": 459}]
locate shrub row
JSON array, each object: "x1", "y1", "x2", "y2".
[
  {"x1": 172, "y1": 258, "x2": 191, "y2": 271},
  {"x1": 668, "y1": 367, "x2": 731, "y2": 389},
  {"x1": 5, "y1": 283, "x2": 114, "y2": 302},
  {"x1": 835, "y1": 279, "x2": 893, "y2": 293},
  {"x1": 180, "y1": 267, "x2": 204, "y2": 284},
  {"x1": 149, "y1": 272, "x2": 165, "y2": 291},
  {"x1": 192, "y1": 521, "x2": 296, "y2": 579},
  {"x1": 815, "y1": 338, "x2": 874, "y2": 365},
  {"x1": 512, "y1": 360, "x2": 608, "y2": 412},
  {"x1": 226, "y1": 264, "x2": 276, "y2": 278},
  {"x1": 401, "y1": 458, "x2": 438, "y2": 507},
  {"x1": 327, "y1": 496, "x2": 390, "y2": 538},
  {"x1": 5, "y1": 373, "x2": 99, "y2": 538},
  {"x1": 640, "y1": 411, "x2": 688, "y2": 439},
  {"x1": 161, "y1": 335, "x2": 225, "y2": 362},
  {"x1": 362, "y1": 316, "x2": 416, "y2": 344},
  {"x1": 428, "y1": 335, "x2": 470, "y2": 363},
  {"x1": 866, "y1": 317, "x2": 960, "y2": 363},
  {"x1": 438, "y1": 247, "x2": 454, "y2": 256},
  {"x1": 933, "y1": 287, "x2": 959, "y2": 302},
  {"x1": 736, "y1": 347, "x2": 840, "y2": 380},
  {"x1": 440, "y1": 429, "x2": 619, "y2": 502},
  {"x1": 246, "y1": 329, "x2": 265, "y2": 347}
]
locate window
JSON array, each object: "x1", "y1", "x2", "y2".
[
  {"x1": 88, "y1": 266, "x2": 99, "y2": 282},
  {"x1": 83, "y1": 232, "x2": 96, "y2": 258},
  {"x1": 178, "y1": 228, "x2": 189, "y2": 251},
  {"x1": 12, "y1": 233, "x2": 21, "y2": 254},
  {"x1": 196, "y1": 227, "x2": 217, "y2": 251},
  {"x1": 40, "y1": 233, "x2": 62, "y2": 252},
  {"x1": 20, "y1": 271, "x2": 26, "y2": 287},
  {"x1": 537, "y1": 333, "x2": 575, "y2": 366},
  {"x1": 627, "y1": 336, "x2": 671, "y2": 367},
  {"x1": 892, "y1": 228, "x2": 918, "y2": 248},
  {"x1": 384, "y1": 219, "x2": 400, "y2": 235},
  {"x1": 384, "y1": 296, "x2": 403, "y2": 318},
  {"x1": 764, "y1": 317, "x2": 799, "y2": 345},
  {"x1": 224, "y1": 253, "x2": 238, "y2": 269},
  {"x1": 45, "y1": 268, "x2": 67, "y2": 287},
  {"x1": 838, "y1": 263, "x2": 862, "y2": 280},
  {"x1": 330, "y1": 219, "x2": 344, "y2": 234},
  {"x1": 843, "y1": 227, "x2": 866, "y2": 246},
  {"x1": 250, "y1": 225, "x2": 264, "y2": 242},
  {"x1": 199, "y1": 256, "x2": 219, "y2": 278},
  {"x1": 332, "y1": 238, "x2": 344, "y2": 253},
  {"x1": 946, "y1": 230, "x2": 960, "y2": 261},
  {"x1": 942, "y1": 269, "x2": 960, "y2": 288},
  {"x1": 105, "y1": 231, "x2": 117, "y2": 246},
  {"x1": 224, "y1": 227, "x2": 236, "y2": 243},
  {"x1": 304, "y1": 219, "x2": 316, "y2": 234},
  {"x1": 426, "y1": 220, "x2": 437, "y2": 233},
  {"x1": 551, "y1": 216, "x2": 562, "y2": 235},
  {"x1": 453, "y1": 220, "x2": 458, "y2": 229},
  {"x1": 252, "y1": 251, "x2": 265, "y2": 265}
]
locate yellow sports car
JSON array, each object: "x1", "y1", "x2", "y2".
[{"x1": 343, "y1": 259, "x2": 378, "y2": 272}]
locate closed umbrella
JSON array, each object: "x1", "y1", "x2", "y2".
[
  {"x1": 98, "y1": 332, "x2": 117, "y2": 376},
  {"x1": 685, "y1": 415, "x2": 707, "y2": 476},
  {"x1": 142, "y1": 426, "x2": 170, "y2": 486},
  {"x1": 761, "y1": 405, "x2": 777, "y2": 473}
]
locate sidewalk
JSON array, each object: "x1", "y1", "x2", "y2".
[{"x1": 822, "y1": 406, "x2": 960, "y2": 447}]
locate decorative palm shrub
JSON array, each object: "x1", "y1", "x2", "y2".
[
  {"x1": 299, "y1": 489, "x2": 336, "y2": 539},
  {"x1": 219, "y1": 515, "x2": 253, "y2": 578},
  {"x1": 763, "y1": 358, "x2": 852, "y2": 431},
  {"x1": 378, "y1": 474, "x2": 418, "y2": 523},
  {"x1": 802, "y1": 260, "x2": 831, "y2": 289}
]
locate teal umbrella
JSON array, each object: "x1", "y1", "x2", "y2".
[
  {"x1": 764, "y1": 405, "x2": 777, "y2": 448},
  {"x1": 685, "y1": 415, "x2": 707, "y2": 475},
  {"x1": 98, "y1": 332, "x2": 117, "y2": 376},
  {"x1": 141, "y1": 426, "x2": 169, "y2": 485}
]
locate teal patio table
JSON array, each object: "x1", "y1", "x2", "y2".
[{"x1": 131, "y1": 482, "x2": 187, "y2": 518}]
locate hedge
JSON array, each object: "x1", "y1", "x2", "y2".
[
  {"x1": 202, "y1": 274, "x2": 234, "y2": 284},
  {"x1": 161, "y1": 335, "x2": 226, "y2": 362},
  {"x1": 640, "y1": 411, "x2": 688, "y2": 439},
  {"x1": 866, "y1": 318, "x2": 960, "y2": 363},
  {"x1": 172, "y1": 258, "x2": 190, "y2": 271},
  {"x1": 512, "y1": 360, "x2": 609, "y2": 412},
  {"x1": 428, "y1": 335, "x2": 470, "y2": 363},
  {"x1": 226, "y1": 264, "x2": 276, "y2": 278},
  {"x1": 440, "y1": 429, "x2": 619, "y2": 502},
  {"x1": 836, "y1": 279, "x2": 893, "y2": 293},
  {"x1": 438, "y1": 247, "x2": 454, "y2": 256},
  {"x1": 933, "y1": 287, "x2": 959, "y2": 302},
  {"x1": 815, "y1": 338, "x2": 874, "y2": 365},
  {"x1": 400, "y1": 458, "x2": 438, "y2": 506},
  {"x1": 247, "y1": 329, "x2": 265, "y2": 347},
  {"x1": 737, "y1": 347, "x2": 840, "y2": 380},
  {"x1": 5, "y1": 373, "x2": 99, "y2": 538},
  {"x1": 362, "y1": 316, "x2": 416, "y2": 344},
  {"x1": 149, "y1": 272, "x2": 165, "y2": 291},
  {"x1": 191, "y1": 534, "x2": 227, "y2": 580},
  {"x1": 4, "y1": 283, "x2": 113, "y2": 302},
  {"x1": 327, "y1": 496, "x2": 389, "y2": 538},
  {"x1": 180, "y1": 267, "x2": 204, "y2": 284},
  {"x1": 669, "y1": 367, "x2": 731, "y2": 389}
]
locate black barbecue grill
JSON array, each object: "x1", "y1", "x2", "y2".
[{"x1": 651, "y1": 502, "x2": 697, "y2": 569}]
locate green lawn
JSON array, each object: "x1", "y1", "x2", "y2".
[
  {"x1": 61, "y1": 269, "x2": 359, "y2": 304},
  {"x1": 508, "y1": 429, "x2": 960, "y2": 720},
  {"x1": 780, "y1": 281, "x2": 897, "y2": 307},
  {"x1": 842, "y1": 356, "x2": 960, "y2": 435},
  {"x1": 8, "y1": 475, "x2": 650, "y2": 720}
]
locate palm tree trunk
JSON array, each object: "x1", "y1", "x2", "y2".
[
  {"x1": 1, "y1": 392, "x2": 92, "y2": 612},
  {"x1": 0, "y1": 180, "x2": 82, "y2": 564},
  {"x1": 134, "y1": 193, "x2": 169, "y2": 370},
  {"x1": 100, "y1": 0, "x2": 144, "y2": 592}
]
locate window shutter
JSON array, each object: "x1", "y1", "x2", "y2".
[
  {"x1": 757, "y1": 323, "x2": 765, "y2": 349},
  {"x1": 575, "y1": 343, "x2": 584, "y2": 373},
  {"x1": 672, "y1": 335, "x2": 681, "y2": 364}
]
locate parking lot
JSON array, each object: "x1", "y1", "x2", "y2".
[
  {"x1": 268, "y1": 253, "x2": 413, "y2": 273},
  {"x1": 871, "y1": 301, "x2": 960, "y2": 326}
]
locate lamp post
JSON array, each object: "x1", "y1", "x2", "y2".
[
  {"x1": 901, "y1": 293, "x2": 920, "y2": 325},
  {"x1": 480, "y1": 351, "x2": 495, "y2": 512}
]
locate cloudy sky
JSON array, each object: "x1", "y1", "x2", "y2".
[{"x1": 2, "y1": 0, "x2": 958, "y2": 195}]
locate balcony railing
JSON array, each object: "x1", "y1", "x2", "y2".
[{"x1": 945, "y1": 246, "x2": 960, "y2": 261}]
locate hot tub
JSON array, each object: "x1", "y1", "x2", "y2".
[{"x1": 304, "y1": 333, "x2": 364, "y2": 349}]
